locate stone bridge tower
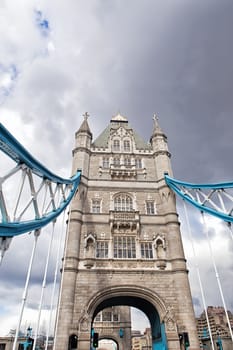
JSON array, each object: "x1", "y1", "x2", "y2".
[{"x1": 54, "y1": 113, "x2": 200, "y2": 350}]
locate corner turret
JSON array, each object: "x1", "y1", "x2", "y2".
[
  {"x1": 75, "y1": 112, "x2": 92, "y2": 146},
  {"x1": 72, "y1": 112, "x2": 92, "y2": 177},
  {"x1": 150, "y1": 114, "x2": 173, "y2": 180}
]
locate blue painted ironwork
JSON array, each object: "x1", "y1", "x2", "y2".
[
  {"x1": 0, "y1": 123, "x2": 81, "y2": 237},
  {"x1": 165, "y1": 174, "x2": 233, "y2": 223},
  {"x1": 0, "y1": 123, "x2": 75, "y2": 184}
]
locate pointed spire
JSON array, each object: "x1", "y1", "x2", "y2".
[
  {"x1": 152, "y1": 113, "x2": 162, "y2": 134},
  {"x1": 76, "y1": 112, "x2": 92, "y2": 137},
  {"x1": 150, "y1": 112, "x2": 167, "y2": 145}
]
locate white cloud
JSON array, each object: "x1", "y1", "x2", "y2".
[
  {"x1": 0, "y1": 0, "x2": 233, "y2": 338},
  {"x1": 180, "y1": 209, "x2": 233, "y2": 316}
]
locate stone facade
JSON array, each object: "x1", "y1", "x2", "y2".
[{"x1": 54, "y1": 113, "x2": 200, "y2": 350}]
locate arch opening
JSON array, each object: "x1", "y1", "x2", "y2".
[
  {"x1": 90, "y1": 295, "x2": 168, "y2": 350},
  {"x1": 98, "y1": 338, "x2": 118, "y2": 350}
]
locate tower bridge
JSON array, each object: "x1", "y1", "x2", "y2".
[{"x1": 0, "y1": 114, "x2": 232, "y2": 350}]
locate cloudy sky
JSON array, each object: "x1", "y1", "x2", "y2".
[{"x1": 0, "y1": 0, "x2": 233, "y2": 337}]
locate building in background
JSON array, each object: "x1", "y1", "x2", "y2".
[
  {"x1": 93, "y1": 306, "x2": 131, "y2": 350},
  {"x1": 196, "y1": 306, "x2": 233, "y2": 350},
  {"x1": 131, "y1": 328, "x2": 152, "y2": 350}
]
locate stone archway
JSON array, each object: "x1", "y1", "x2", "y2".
[{"x1": 77, "y1": 285, "x2": 177, "y2": 350}]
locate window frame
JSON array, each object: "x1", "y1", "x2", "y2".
[
  {"x1": 135, "y1": 158, "x2": 142, "y2": 169},
  {"x1": 113, "y1": 157, "x2": 121, "y2": 166},
  {"x1": 141, "y1": 242, "x2": 153, "y2": 259},
  {"x1": 124, "y1": 157, "x2": 131, "y2": 167},
  {"x1": 114, "y1": 194, "x2": 133, "y2": 211},
  {"x1": 102, "y1": 157, "x2": 109, "y2": 168},
  {"x1": 96, "y1": 241, "x2": 109, "y2": 258},
  {"x1": 113, "y1": 236, "x2": 136, "y2": 259},
  {"x1": 92, "y1": 199, "x2": 101, "y2": 213},
  {"x1": 113, "y1": 139, "x2": 120, "y2": 152},
  {"x1": 146, "y1": 200, "x2": 155, "y2": 215},
  {"x1": 123, "y1": 139, "x2": 130, "y2": 152},
  {"x1": 102, "y1": 311, "x2": 112, "y2": 322}
]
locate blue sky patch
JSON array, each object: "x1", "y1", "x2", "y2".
[
  {"x1": 35, "y1": 10, "x2": 50, "y2": 37},
  {"x1": 0, "y1": 64, "x2": 18, "y2": 104}
]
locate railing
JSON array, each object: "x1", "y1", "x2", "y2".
[
  {"x1": 109, "y1": 210, "x2": 140, "y2": 232},
  {"x1": 109, "y1": 164, "x2": 137, "y2": 178}
]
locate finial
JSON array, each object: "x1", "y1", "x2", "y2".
[
  {"x1": 153, "y1": 113, "x2": 159, "y2": 122},
  {"x1": 83, "y1": 112, "x2": 89, "y2": 121},
  {"x1": 153, "y1": 113, "x2": 160, "y2": 129}
]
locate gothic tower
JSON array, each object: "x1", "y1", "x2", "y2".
[{"x1": 54, "y1": 113, "x2": 200, "y2": 350}]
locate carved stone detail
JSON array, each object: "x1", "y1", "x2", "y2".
[
  {"x1": 79, "y1": 310, "x2": 90, "y2": 333},
  {"x1": 162, "y1": 305, "x2": 177, "y2": 332}
]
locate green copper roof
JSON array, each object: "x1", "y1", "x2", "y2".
[{"x1": 92, "y1": 119, "x2": 151, "y2": 150}]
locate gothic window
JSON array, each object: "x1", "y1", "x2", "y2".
[
  {"x1": 113, "y1": 139, "x2": 120, "y2": 151},
  {"x1": 102, "y1": 157, "x2": 109, "y2": 168},
  {"x1": 124, "y1": 157, "x2": 131, "y2": 167},
  {"x1": 96, "y1": 241, "x2": 109, "y2": 258},
  {"x1": 123, "y1": 140, "x2": 130, "y2": 152},
  {"x1": 113, "y1": 157, "x2": 121, "y2": 166},
  {"x1": 92, "y1": 199, "x2": 101, "y2": 213},
  {"x1": 113, "y1": 236, "x2": 136, "y2": 258},
  {"x1": 141, "y1": 242, "x2": 153, "y2": 259},
  {"x1": 114, "y1": 194, "x2": 133, "y2": 211},
  {"x1": 146, "y1": 201, "x2": 155, "y2": 215},
  {"x1": 135, "y1": 158, "x2": 142, "y2": 168}
]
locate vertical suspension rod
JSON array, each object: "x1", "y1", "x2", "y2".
[
  {"x1": 183, "y1": 201, "x2": 215, "y2": 350},
  {"x1": 45, "y1": 211, "x2": 66, "y2": 350},
  {"x1": 12, "y1": 230, "x2": 41, "y2": 350},
  {"x1": 53, "y1": 207, "x2": 72, "y2": 350},
  {"x1": 201, "y1": 212, "x2": 233, "y2": 343},
  {"x1": 32, "y1": 221, "x2": 56, "y2": 350}
]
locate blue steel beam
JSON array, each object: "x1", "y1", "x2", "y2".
[
  {"x1": 0, "y1": 123, "x2": 74, "y2": 184},
  {"x1": 0, "y1": 123, "x2": 81, "y2": 236},
  {"x1": 165, "y1": 174, "x2": 233, "y2": 223}
]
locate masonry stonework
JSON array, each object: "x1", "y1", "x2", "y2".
[{"x1": 54, "y1": 113, "x2": 200, "y2": 350}]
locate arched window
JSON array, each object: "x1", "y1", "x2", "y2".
[
  {"x1": 114, "y1": 194, "x2": 133, "y2": 211},
  {"x1": 113, "y1": 139, "x2": 120, "y2": 151},
  {"x1": 123, "y1": 139, "x2": 130, "y2": 152}
]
